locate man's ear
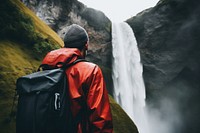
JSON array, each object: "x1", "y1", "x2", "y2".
[{"x1": 85, "y1": 41, "x2": 89, "y2": 50}]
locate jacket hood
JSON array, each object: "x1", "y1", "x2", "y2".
[{"x1": 42, "y1": 48, "x2": 83, "y2": 67}]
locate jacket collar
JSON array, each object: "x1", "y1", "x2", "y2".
[{"x1": 42, "y1": 48, "x2": 83, "y2": 67}]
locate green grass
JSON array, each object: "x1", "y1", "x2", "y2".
[
  {"x1": 0, "y1": 41, "x2": 41, "y2": 133},
  {"x1": 13, "y1": 0, "x2": 64, "y2": 46},
  {"x1": 109, "y1": 96, "x2": 138, "y2": 133},
  {"x1": 0, "y1": 0, "x2": 63, "y2": 59}
]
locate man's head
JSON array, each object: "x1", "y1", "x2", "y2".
[{"x1": 63, "y1": 24, "x2": 89, "y2": 52}]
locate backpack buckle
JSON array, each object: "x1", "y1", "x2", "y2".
[{"x1": 54, "y1": 93, "x2": 61, "y2": 111}]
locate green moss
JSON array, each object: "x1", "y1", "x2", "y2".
[
  {"x1": 109, "y1": 96, "x2": 138, "y2": 133},
  {"x1": 0, "y1": 0, "x2": 35, "y2": 44},
  {"x1": 0, "y1": 41, "x2": 41, "y2": 133},
  {"x1": 0, "y1": 1, "x2": 62, "y2": 132},
  {"x1": 0, "y1": 0, "x2": 62, "y2": 59},
  {"x1": 33, "y1": 38, "x2": 60, "y2": 59}
]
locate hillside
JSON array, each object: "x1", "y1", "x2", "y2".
[
  {"x1": 0, "y1": 0, "x2": 64, "y2": 132},
  {"x1": 0, "y1": 0, "x2": 138, "y2": 133}
]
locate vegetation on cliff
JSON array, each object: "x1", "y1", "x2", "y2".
[
  {"x1": 109, "y1": 96, "x2": 138, "y2": 133},
  {"x1": 0, "y1": 0, "x2": 64, "y2": 132},
  {"x1": 0, "y1": 0, "x2": 63, "y2": 58}
]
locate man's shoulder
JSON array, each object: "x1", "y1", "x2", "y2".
[
  {"x1": 70, "y1": 61, "x2": 102, "y2": 78},
  {"x1": 78, "y1": 61, "x2": 97, "y2": 69},
  {"x1": 82, "y1": 61, "x2": 103, "y2": 74},
  {"x1": 75, "y1": 61, "x2": 102, "y2": 72}
]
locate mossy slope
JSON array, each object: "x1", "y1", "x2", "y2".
[
  {"x1": 0, "y1": 0, "x2": 64, "y2": 132},
  {"x1": 0, "y1": 41, "x2": 41, "y2": 133},
  {"x1": 13, "y1": 0, "x2": 64, "y2": 47},
  {"x1": 109, "y1": 96, "x2": 138, "y2": 133}
]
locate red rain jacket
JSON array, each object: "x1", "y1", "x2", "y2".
[{"x1": 42, "y1": 48, "x2": 113, "y2": 133}]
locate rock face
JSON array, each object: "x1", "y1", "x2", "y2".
[
  {"x1": 21, "y1": 0, "x2": 73, "y2": 28},
  {"x1": 127, "y1": 0, "x2": 200, "y2": 132},
  {"x1": 22, "y1": 0, "x2": 113, "y2": 93},
  {"x1": 22, "y1": 0, "x2": 112, "y2": 67}
]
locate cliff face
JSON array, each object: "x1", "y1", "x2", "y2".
[
  {"x1": 22, "y1": 0, "x2": 113, "y2": 93},
  {"x1": 127, "y1": 0, "x2": 200, "y2": 132},
  {"x1": 22, "y1": 0, "x2": 111, "y2": 67},
  {"x1": 21, "y1": 0, "x2": 73, "y2": 28}
]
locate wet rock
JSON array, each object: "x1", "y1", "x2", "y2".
[{"x1": 127, "y1": 0, "x2": 200, "y2": 132}]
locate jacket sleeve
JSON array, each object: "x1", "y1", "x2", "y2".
[{"x1": 86, "y1": 65, "x2": 113, "y2": 133}]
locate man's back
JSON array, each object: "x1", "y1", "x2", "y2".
[{"x1": 42, "y1": 48, "x2": 113, "y2": 133}]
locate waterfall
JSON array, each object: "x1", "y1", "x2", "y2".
[{"x1": 112, "y1": 22, "x2": 149, "y2": 133}]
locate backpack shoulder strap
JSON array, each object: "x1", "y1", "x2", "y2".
[
  {"x1": 72, "y1": 58, "x2": 87, "y2": 65},
  {"x1": 62, "y1": 58, "x2": 87, "y2": 69},
  {"x1": 38, "y1": 58, "x2": 87, "y2": 71}
]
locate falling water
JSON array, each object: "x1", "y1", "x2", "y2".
[{"x1": 112, "y1": 22, "x2": 149, "y2": 133}]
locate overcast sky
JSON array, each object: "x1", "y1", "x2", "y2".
[{"x1": 78, "y1": 0, "x2": 159, "y2": 22}]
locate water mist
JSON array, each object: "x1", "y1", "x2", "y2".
[{"x1": 111, "y1": 22, "x2": 183, "y2": 133}]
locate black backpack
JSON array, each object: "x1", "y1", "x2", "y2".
[{"x1": 16, "y1": 59, "x2": 85, "y2": 133}]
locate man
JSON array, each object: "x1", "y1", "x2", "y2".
[{"x1": 42, "y1": 24, "x2": 113, "y2": 133}]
